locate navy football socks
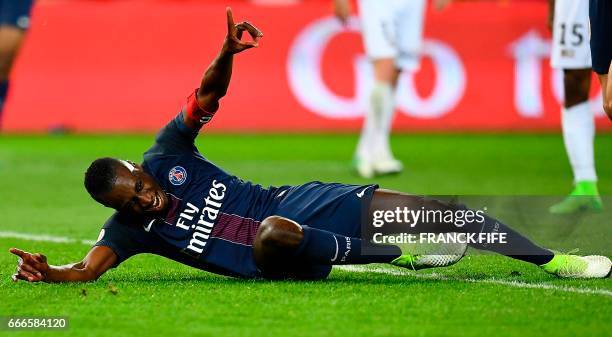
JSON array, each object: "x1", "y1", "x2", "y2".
[
  {"x1": 294, "y1": 207, "x2": 554, "y2": 267},
  {"x1": 393, "y1": 201, "x2": 555, "y2": 266},
  {"x1": 294, "y1": 226, "x2": 401, "y2": 265},
  {"x1": 465, "y1": 210, "x2": 554, "y2": 265}
]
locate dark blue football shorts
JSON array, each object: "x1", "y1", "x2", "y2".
[
  {"x1": 265, "y1": 182, "x2": 378, "y2": 279},
  {"x1": 0, "y1": 0, "x2": 33, "y2": 30},
  {"x1": 590, "y1": 0, "x2": 612, "y2": 75}
]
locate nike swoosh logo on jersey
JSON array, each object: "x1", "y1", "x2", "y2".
[
  {"x1": 356, "y1": 187, "x2": 370, "y2": 198},
  {"x1": 144, "y1": 219, "x2": 155, "y2": 232}
]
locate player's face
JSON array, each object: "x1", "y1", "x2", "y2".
[{"x1": 100, "y1": 160, "x2": 170, "y2": 215}]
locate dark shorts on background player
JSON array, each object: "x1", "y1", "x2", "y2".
[
  {"x1": 0, "y1": 0, "x2": 33, "y2": 30},
  {"x1": 589, "y1": 0, "x2": 612, "y2": 75}
]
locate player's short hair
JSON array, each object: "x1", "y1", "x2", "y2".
[{"x1": 84, "y1": 157, "x2": 120, "y2": 202}]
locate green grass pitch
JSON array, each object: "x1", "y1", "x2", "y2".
[{"x1": 0, "y1": 133, "x2": 611, "y2": 337}]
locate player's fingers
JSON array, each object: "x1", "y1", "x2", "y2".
[
  {"x1": 19, "y1": 257, "x2": 46, "y2": 276},
  {"x1": 16, "y1": 267, "x2": 37, "y2": 282},
  {"x1": 236, "y1": 27, "x2": 244, "y2": 41},
  {"x1": 32, "y1": 253, "x2": 47, "y2": 264},
  {"x1": 12, "y1": 273, "x2": 26, "y2": 282},
  {"x1": 19, "y1": 267, "x2": 42, "y2": 282},
  {"x1": 234, "y1": 27, "x2": 259, "y2": 47},
  {"x1": 236, "y1": 42, "x2": 257, "y2": 51},
  {"x1": 20, "y1": 263, "x2": 43, "y2": 279},
  {"x1": 9, "y1": 248, "x2": 26, "y2": 258},
  {"x1": 21, "y1": 254, "x2": 39, "y2": 266},
  {"x1": 226, "y1": 7, "x2": 235, "y2": 33},
  {"x1": 22, "y1": 252, "x2": 46, "y2": 265},
  {"x1": 229, "y1": 38, "x2": 254, "y2": 51},
  {"x1": 237, "y1": 22, "x2": 263, "y2": 39},
  {"x1": 231, "y1": 37, "x2": 258, "y2": 50}
]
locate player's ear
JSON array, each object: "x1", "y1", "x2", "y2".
[{"x1": 127, "y1": 160, "x2": 142, "y2": 170}]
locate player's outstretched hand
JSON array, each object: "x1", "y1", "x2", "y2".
[
  {"x1": 223, "y1": 7, "x2": 263, "y2": 55},
  {"x1": 9, "y1": 248, "x2": 49, "y2": 283}
]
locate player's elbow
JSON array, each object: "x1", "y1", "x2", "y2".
[{"x1": 77, "y1": 264, "x2": 105, "y2": 282}]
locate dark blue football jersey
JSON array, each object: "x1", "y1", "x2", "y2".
[
  {"x1": 94, "y1": 94, "x2": 377, "y2": 279},
  {"x1": 94, "y1": 110, "x2": 290, "y2": 278}
]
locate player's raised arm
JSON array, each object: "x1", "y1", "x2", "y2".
[
  {"x1": 9, "y1": 246, "x2": 117, "y2": 283},
  {"x1": 184, "y1": 7, "x2": 263, "y2": 130}
]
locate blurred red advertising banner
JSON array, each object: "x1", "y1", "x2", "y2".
[{"x1": 3, "y1": 0, "x2": 611, "y2": 132}]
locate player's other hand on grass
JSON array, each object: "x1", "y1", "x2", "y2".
[
  {"x1": 9, "y1": 248, "x2": 49, "y2": 283},
  {"x1": 223, "y1": 7, "x2": 263, "y2": 55}
]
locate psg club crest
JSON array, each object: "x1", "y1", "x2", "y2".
[{"x1": 169, "y1": 166, "x2": 187, "y2": 186}]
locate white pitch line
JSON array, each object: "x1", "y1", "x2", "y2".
[
  {"x1": 0, "y1": 231, "x2": 96, "y2": 246},
  {"x1": 335, "y1": 265, "x2": 612, "y2": 297},
  {"x1": 1, "y1": 230, "x2": 610, "y2": 296}
]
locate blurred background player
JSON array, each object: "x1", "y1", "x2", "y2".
[
  {"x1": 589, "y1": 0, "x2": 612, "y2": 121},
  {"x1": 333, "y1": 0, "x2": 451, "y2": 178},
  {"x1": 548, "y1": 0, "x2": 602, "y2": 214},
  {"x1": 0, "y1": 0, "x2": 34, "y2": 127},
  {"x1": 332, "y1": 0, "x2": 418, "y2": 178}
]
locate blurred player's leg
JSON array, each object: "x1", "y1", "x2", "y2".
[
  {"x1": 0, "y1": 0, "x2": 33, "y2": 127},
  {"x1": 549, "y1": 69, "x2": 602, "y2": 214},
  {"x1": 355, "y1": 60, "x2": 401, "y2": 178},
  {"x1": 355, "y1": 0, "x2": 425, "y2": 177},
  {"x1": 354, "y1": 0, "x2": 396, "y2": 178},
  {"x1": 548, "y1": 0, "x2": 601, "y2": 214}
]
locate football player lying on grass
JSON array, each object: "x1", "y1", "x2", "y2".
[{"x1": 9, "y1": 8, "x2": 611, "y2": 283}]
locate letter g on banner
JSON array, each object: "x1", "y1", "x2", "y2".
[
  {"x1": 287, "y1": 16, "x2": 466, "y2": 120},
  {"x1": 287, "y1": 16, "x2": 367, "y2": 118}
]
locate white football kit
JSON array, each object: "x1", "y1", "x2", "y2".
[
  {"x1": 357, "y1": 0, "x2": 427, "y2": 71},
  {"x1": 550, "y1": 0, "x2": 591, "y2": 69}
]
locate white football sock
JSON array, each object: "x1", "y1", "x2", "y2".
[
  {"x1": 561, "y1": 101, "x2": 597, "y2": 183},
  {"x1": 370, "y1": 82, "x2": 395, "y2": 161},
  {"x1": 356, "y1": 82, "x2": 394, "y2": 162},
  {"x1": 355, "y1": 101, "x2": 377, "y2": 163}
]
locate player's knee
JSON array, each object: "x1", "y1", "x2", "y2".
[
  {"x1": 373, "y1": 59, "x2": 397, "y2": 83},
  {"x1": 256, "y1": 216, "x2": 304, "y2": 250},
  {"x1": 563, "y1": 69, "x2": 591, "y2": 107},
  {"x1": 603, "y1": 100, "x2": 612, "y2": 117}
]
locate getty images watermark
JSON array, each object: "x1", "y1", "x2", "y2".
[{"x1": 369, "y1": 206, "x2": 507, "y2": 245}]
